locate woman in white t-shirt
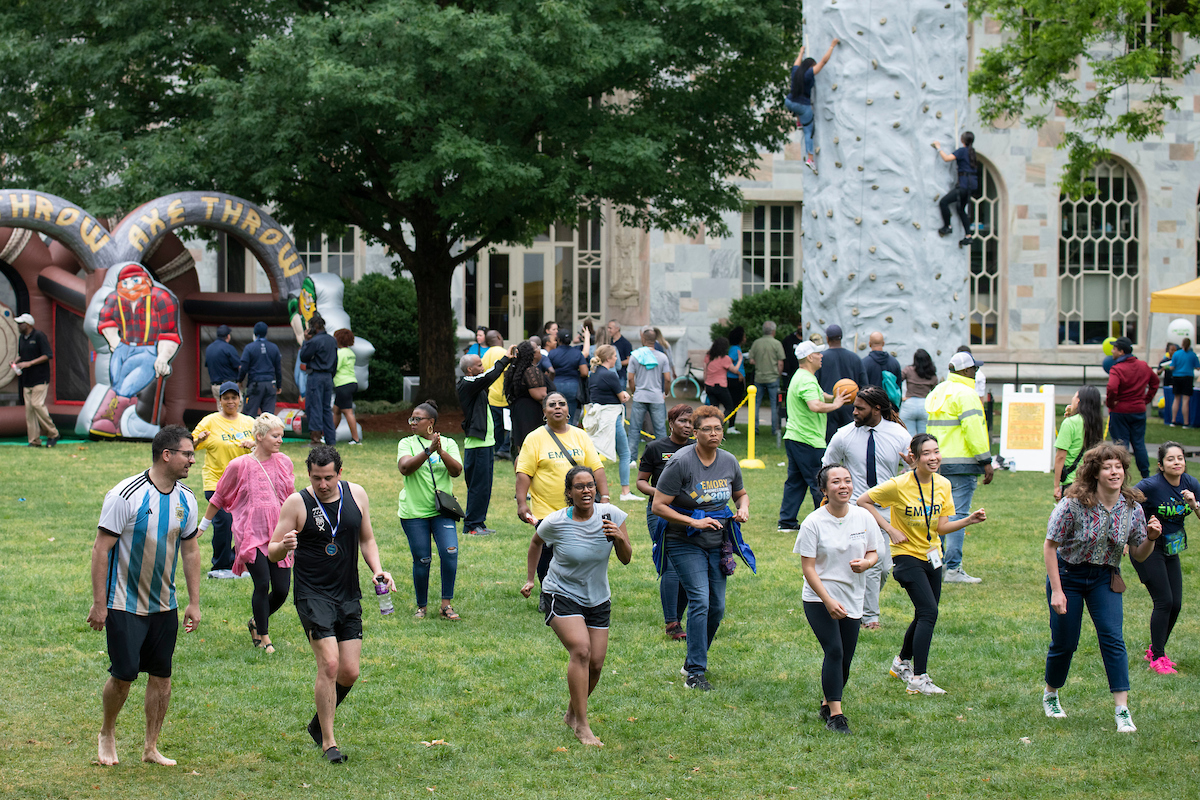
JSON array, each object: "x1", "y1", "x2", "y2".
[
  {"x1": 520, "y1": 466, "x2": 632, "y2": 747},
  {"x1": 795, "y1": 465, "x2": 882, "y2": 735}
]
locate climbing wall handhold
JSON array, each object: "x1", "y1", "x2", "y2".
[
  {"x1": 913, "y1": 222, "x2": 921, "y2": 229},
  {"x1": 831, "y1": 255, "x2": 838, "y2": 262},
  {"x1": 822, "y1": 269, "x2": 829, "y2": 277},
  {"x1": 866, "y1": 98, "x2": 874, "y2": 105},
  {"x1": 894, "y1": 91, "x2": 901, "y2": 98},
  {"x1": 896, "y1": 282, "x2": 904, "y2": 290},
  {"x1": 903, "y1": 187, "x2": 910, "y2": 193},
  {"x1": 835, "y1": 161, "x2": 843, "y2": 167},
  {"x1": 893, "y1": 122, "x2": 901, "y2": 128},
  {"x1": 816, "y1": 241, "x2": 823, "y2": 248},
  {"x1": 885, "y1": 316, "x2": 893, "y2": 323},
  {"x1": 880, "y1": 17, "x2": 887, "y2": 24},
  {"x1": 882, "y1": 219, "x2": 889, "y2": 224},
  {"x1": 931, "y1": 321, "x2": 940, "y2": 328},
  {"x1": 847, "y1": 273, "x2": 856, "y2": 280},
  {"x1": 869, "y1": 246, "x2": 877, "y2": 254},
  {"x1": 935, "y1": 273, "x2": 942, "y2": 280},
  {"x1": 871, "y1": 185, "x2": 879, "y2": 190},
  {"x1": 856, "y1": 165, "x2": 864, "y2": 171},
  {"x1": 826, "y1": 209, "x2": 833, "y2": 217},
  {"x1": 833, "y1": 136, "x2": 839, "y2": 144},
  {"x1": 851, "y1": 307, "x2": 859, "y2": 316},
  {"x1": 936, "y1": 111, "x2": 943, "y2": 118},
  {"x1": 872, "y1": 59, "x2": 878, "y2": 69},
  {"x1": 869, "y1": 273, "x2": 877, "y2": 280}
]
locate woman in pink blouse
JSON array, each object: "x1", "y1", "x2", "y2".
[
  {"x1": 703, "y1": 336, "x2": 742, "y2": 424},
  {"x1": 1042, "y1": 443, "x2": 1161, "y2": 732},
  {"x1": 201, "y1": 413, "x2": 296, "y2": 653}
]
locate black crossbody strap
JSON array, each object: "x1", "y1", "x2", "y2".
[
  {"x1": 545, "y1": 426, "x2": 578, "y2": 467},
  {"x1": 1060, "y1": 449, "x2": 1085, "y2": 485}
]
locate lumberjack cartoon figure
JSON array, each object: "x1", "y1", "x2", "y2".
[{"x1": 89, "y1": 262, "x2": 181, "y2": 437}]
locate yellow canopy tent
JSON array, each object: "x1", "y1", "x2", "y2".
[{"x1": 1150, "y1": 278, "x2": 1200, "y2": 315}]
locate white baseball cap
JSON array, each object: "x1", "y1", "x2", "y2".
[
  {"x1": 949, "y1": 351, "x2": 981, "y2": 371},
  {"x1": 15, "y1": 313, "x2": 34, "y2": 325},
  {"x1": 794, "y1": 341, "x2": 828, "y2": 361}
]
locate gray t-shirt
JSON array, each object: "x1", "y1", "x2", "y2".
[
  {"x1": 794, "y1": 505, "x2": 883, "y2": 619},
  {"x1": 538, "y1": 503, "x2": 628, "y2": 607},
  {"x1": 629, "y1": 347, "x2": 670, "y2": 403},
  {"x1": 654, "y1": 444, "x2": 744, "y2": 549}
]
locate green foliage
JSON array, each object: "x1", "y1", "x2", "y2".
[
  {"x1": 969, "y1": 0, "x2": 1200, "y2": 197},
  {"x1": 709, "y1": 285, "x2": 803, "y2": 347},
  {"x1": 342, "y1": 273, "x2": 420, "y2": 402}
]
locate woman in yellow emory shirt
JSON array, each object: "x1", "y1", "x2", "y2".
[{"x1": 193, "y1": 381, "x2": 255, "y2": 578}]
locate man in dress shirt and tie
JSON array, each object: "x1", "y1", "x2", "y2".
[{"x1": 822, "y1": 385, "x2": 912, "y2": 629}]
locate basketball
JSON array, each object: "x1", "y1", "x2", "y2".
[{"x1": 833, "y1": 378, "x2": 859, "y2": 403}]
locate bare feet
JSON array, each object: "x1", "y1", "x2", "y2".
[
  {"x1": 572, "y1": 722, "x2": 603, "y2": 747},
  {"x1": 563, "y1": 708, "x2": 576, "y2": 730},
  {"x1": 97, "y1": 732, "x2": 119, "y2": 766},
  {"x1": 142, "y1": 747, "x2": 176, "y2": 766}
]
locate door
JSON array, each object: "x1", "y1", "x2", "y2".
[{"x1": 482, "y1": 248, "x2": 552, "y2": 343}]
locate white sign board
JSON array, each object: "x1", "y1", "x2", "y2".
[{"x1": 999, "y1": 384, "x2": 1056, "y2": 472}]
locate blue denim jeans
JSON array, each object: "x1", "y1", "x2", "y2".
[
  {"x1": 400, "y1": 516, "x2": 459, "y2": 608},
  {"x1": 1044, "y1": 560, "x2": 1129, "y2": 693},
  {"x1": 628, "y1": 401, "x2": 667, "y2": 463},
  {"x1": 784, "y1": 98, "x2": 814, "y2": 156},
  {"x1": 647, "y1": 505, "x2": 688, "y2": 626},
  {"x1": 899, "y1": 397, "x2": 927, "y2": 435},
  {"x1": 613, "y1": 407, "x2": 630, "y2": 487},
  {"x1": 779, "y1": 439, "x2": 824, "y2": 528},
  {"x1": 204, "y1": 490, "x2": 235, "y2": 570},
  {"x1": 109, "y1": 343, "x2": 159, "y2": 397},
  {"x1": 462, "y1": 445, "x2": 493, "y2": 532},
  {"x1": 666, "y1": 538, "x2": 726, "y2": 676},
  {"x1": 1108, "y1": 411, "x2": 1149, "y2": 479},
  {"x1": 753, "y1": 380, "x2": 781, "y2": 434},
  {"x1": 939, "y1": 473, "x2": 978, "y2": 571},
  {"x1": 305, "y1": 371, "x2": 336, "y2": 446}
]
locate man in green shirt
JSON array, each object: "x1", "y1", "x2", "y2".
[
  {"x1": 778, "y1": 341, "x2": 851, "y2": 533},
  {"x1": 746, "y1": 320, "x2": 787, "y2": 442}
]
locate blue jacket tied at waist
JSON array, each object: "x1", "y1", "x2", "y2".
[{"x1": 652, "y1": 504, "x2": 756, "y2": 575}]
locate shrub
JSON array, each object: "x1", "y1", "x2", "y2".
[
  {"x1": 342, "y1": 273, "x2": 420, "y2": 402},
  {"x1": 709, "y1": 286, "x2": 803, "y2": 384}
]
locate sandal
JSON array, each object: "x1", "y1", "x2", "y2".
[
  {"x1": 248, "y1": 619, "x2": 262, "y2": 647},
  {"x1": 439, "y1": 605, "x2": 461, "y2": 621},
  {"x1": 257, "y1": 641, "x2": 276, "y2": 654},
  {"x1": 414, "y1": 608, "x2": 427, "y2": 619}
]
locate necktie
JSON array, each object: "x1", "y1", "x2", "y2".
[{"x1": 866, "y1": 428, "x2": 877, "y2": 488}]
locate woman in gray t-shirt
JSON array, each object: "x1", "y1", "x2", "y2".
[{"x1": 520, "y1": 466, "x2": 631, "y2": 747}]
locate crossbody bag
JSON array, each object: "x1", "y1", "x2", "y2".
[{"x1": 425, "y1": 449, "x2": 464, "y2": 521}]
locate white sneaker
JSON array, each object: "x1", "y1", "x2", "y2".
[
  {"x1": 944, "y1": 567, "x2": 982, "y2": 584},
  {"x1": 1115, "y1": 706, "x2": 1136, "y2": 732},
  {"x1": 906, "y1": 673, "x2": 946, "y2": 695},
  {"x1": 618, "y1": 493, "x2": 646, "y2": 502},
  {"x1": 889, "y1": 656, "x2": 914, "y2": 683},
  {"x1": 726, "y1": 427, "x2": 741, "y2": 435},
  {"x1": 1043, "y1": 692, "x2": 1067, "y2": 718},
  {"x1": 206, "y1": 569, "x2": 238, "y2": 579},
  {"x1": 777, "y1": 526, "x2": 800, "y2": 534}
]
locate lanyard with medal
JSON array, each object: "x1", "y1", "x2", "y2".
[
  {"x1": 915, "y1": 474, "x2": 942, "y2": 569},
  {"x1": 313, "y1": 483, "x2": 344, "y2": 556}
]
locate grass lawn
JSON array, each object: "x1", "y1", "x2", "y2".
[{"x1": 1, "y1": 430, "x2": 1198, "y2": 799}]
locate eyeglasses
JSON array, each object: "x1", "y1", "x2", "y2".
[
  {"x1": 408, "y1": 416, "x2": 430, "y2": 425},
  {"x1": 571, "y1": 482, "x2": 597, "y2": 490},
  {"x1": 165, "y1": 449, "x2": 196, "y2": 461},
  {"x1": 696, "y1": 426, "x2": 723, "y2": 434},
  {"x1": 546, "y1": 401, "x2": 568, "y2": 408}
]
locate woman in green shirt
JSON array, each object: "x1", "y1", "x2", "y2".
[
  {"x1": 332, "y1": 328, "x2": 361, "y2": 445},
  {"x1": 1053, "y1": 385, "x2": 1105, "y2": 501},
  {"x1": 397, "y1": 400, "x2": 464, "y2": 619}
]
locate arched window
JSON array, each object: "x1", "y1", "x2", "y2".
[
  {"x1": 968, "y1": 162, "x2": 1002, "y2": 345},
  {"x1": 1058, "y1": 160, "x2": 1141, "y2": 345}
]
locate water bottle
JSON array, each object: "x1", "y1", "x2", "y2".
[{"x1": 375, "y1": 576, "x2": 393, "y2": 615}]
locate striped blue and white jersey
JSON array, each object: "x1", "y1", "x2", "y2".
[{"x1": 98, "y1": 471, "x2": 199, "y2": 615}]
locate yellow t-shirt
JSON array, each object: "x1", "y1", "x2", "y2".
[
  {"x1": 865, "y1": 472, "x2": 956, "y2": 561},
  {"x1": 193, "y1": 412, "x2": 255, "y2": 490},
  {"x1": 515, "y1": 425, "x2": 604, "y2": 520},
  {"x1": 482, "y1": 345, "x2": 509, "y2": 407}
]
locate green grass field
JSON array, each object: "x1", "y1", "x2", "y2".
[{"x1": 1, "y1": 429, "x2": 1197, "y2": 799}]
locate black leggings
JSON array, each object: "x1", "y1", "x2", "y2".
[
  {"x1": 939, "y1": 186, "x2": 972, "y2": 233},
  {"x1": 245, "y1": 550, "x2": 291, "y2": 636},
  {"x1": 704, "y1": 384, "x2": 735, "y2": 420},
  {"x1": 892, "y1": 555, "x2": 942, "y2": 675},
  {"x1": 803, "y1": 602, "x2": 861, "y2": 703},
  {"x1": 1131, "y1": 545, "x2": 1184, "y2": 659}
]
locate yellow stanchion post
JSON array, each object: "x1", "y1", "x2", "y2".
[{"x1": 739, "y1": 385, "x2": 765, "y2": 469}]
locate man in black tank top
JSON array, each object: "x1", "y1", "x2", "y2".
[{"x1": 269, "y1": 445, "x2": 394, "y2": 764}]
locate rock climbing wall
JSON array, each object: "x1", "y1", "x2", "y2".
[{"x1": 801, "y1": 0, "x2": 970, "y2": 364}]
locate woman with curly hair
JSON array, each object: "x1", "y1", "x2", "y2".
[
  {"x1": 332, "y1": 328, "x2": 361, "y2": 445},
  {"x1": 505, "y1": 340, "x2": 548, "y2": 456},
  {"x1": 1042, "y1": 443, "x2": 1162, "y2": 731}
]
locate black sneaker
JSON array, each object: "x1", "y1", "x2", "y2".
[
  {"x1": 323, "y1": 745, "x2": 348, "y2": 763},
  {"x1": 825, "y1": 714, "x2": 852, "y2": 734},
  {"x1": 47, "y1": 436, "x2": 59, "y2": 448},
  {"x1": 818, "y1": 704, "x2": 831, "y2": 723},
  {"x1": 937, "y1": 226, "x2": 952, "y2": 237},
  {"x1": 684, "y1": 674, "x2": 713, "y2": 691}
]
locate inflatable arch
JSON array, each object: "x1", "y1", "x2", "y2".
[{"x1": 0, "y1": 190, "x2": 373, "y2": 439}]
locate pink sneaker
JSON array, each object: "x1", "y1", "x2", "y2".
[
  {"x1": 1144, "y1": 647, "x2": 1153, "y2": 662},
  {"x1": 1149, "y1": 656, "x2": 1178, "y2": 675},
  {"x1": 1163, "y1": 654, "x2": 1178, "y2": 668}
]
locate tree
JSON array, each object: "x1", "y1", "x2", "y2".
[
  {"x1": 0, "y1": 1, "x2": 803, "y2": 405},
  {"x1": 969, "y1": 0, "x2": 1200, "y2": 196}
]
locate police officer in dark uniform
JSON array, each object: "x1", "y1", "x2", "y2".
[
  {"x1": 240, "y1": 321, "x2": 283, "y2": 415},
  {"x1": 205, "y1": 324, "x2": 241, "y2": 401}
]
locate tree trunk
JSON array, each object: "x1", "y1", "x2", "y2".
[
  {"x1": 801, "y1": 1, "x2": 970, "y2": 364},
  {"x1": 403, "y1": 249, "x2": 459, "y2": 409}
]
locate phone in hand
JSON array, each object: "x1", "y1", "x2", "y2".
[{"x1": 602, "y1": 512, "x2": 614, "y2": 540}]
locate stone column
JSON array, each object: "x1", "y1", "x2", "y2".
[{"x1": 800, "y1": 0, "x2": 970, "y2": 363}]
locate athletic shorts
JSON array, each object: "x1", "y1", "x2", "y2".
[
  {"x1": 106, "y1": 608, "x2": 179, "y2": 681},
  {"x1": 539, "y1": 592, "x2": 611, "y2": 629},
  {"x1": 333, "y1": 382, "x2": 357, "y2": 410},
  {"x1": 296, "y1": 596, "x2": 363, "y2": 642},
  {"x1": 1171, "y1": 376, "x2": 1194, "y2": 397}
]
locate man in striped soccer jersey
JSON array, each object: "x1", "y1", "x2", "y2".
[{"x1": 87, "y1": 424, "x2": 201, "y2": 767}]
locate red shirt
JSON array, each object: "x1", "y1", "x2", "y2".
[
  {"x1": 97, "y1": 287, "x2": 181, "y2": 346},
  {"x1": 1105, "y1": 356, "x2": 1159, "y2": 414}
]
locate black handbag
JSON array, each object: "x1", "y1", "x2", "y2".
[{"x1": 427, "y1": 454, "x2": 464, "y2": 521}]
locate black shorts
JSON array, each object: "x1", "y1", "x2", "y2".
[
  {"x1": 333, "y1": 382, "x2": 357, "y2": 409},
  {"x1": 106, "y1": 608, "x2": 179, "y2": 681},
  {"x1": 296, "y1": 597, "x2": 363, "y2": 642},
  {"x1": 1171, "y1": 376, "x2": 1194, "y2": 396},
  {"x1": 539, "y1": 592, "x2": 611, "y2": 629}
]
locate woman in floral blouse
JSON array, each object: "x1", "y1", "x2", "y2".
[{"x1": 1042, "y1": 443, "x2": 1162, "y2": 732}]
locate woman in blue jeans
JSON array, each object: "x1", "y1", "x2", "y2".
[
  {"x1": 783, "y1": 39, "x2": 839, "y2": 172},
  {"x1": 1043, "y1": 443, "x2": 1161, "y2": 732},
  {"x1": 651, "y1": 405, "x2": 750, "y2": 691},
  {"x1": 397, "y1": 400, "x2": 464, "y2": 620}
]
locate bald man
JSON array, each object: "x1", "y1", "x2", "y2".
[{"x1": 861, "y1": 332, "x2": 901, "y2": 393}]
